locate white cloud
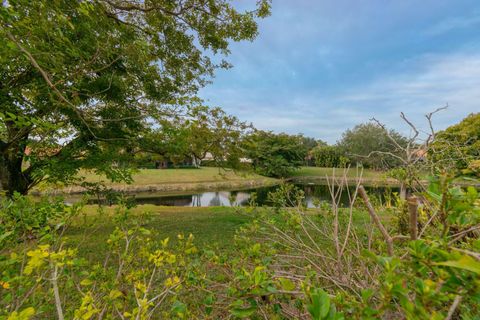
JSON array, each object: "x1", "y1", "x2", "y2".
[
  {"x1": 335, "y1": 51, "x2": 480, "y2": 138},
  {"x1": 202, "y1": 0, "x2": 480, "y2": 145},
  {"x1": 201, "y1": 50, "x2": 480, "y2": 143}
]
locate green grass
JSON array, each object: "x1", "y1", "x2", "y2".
[
  {"x1": 66, "y1": 205, "x2": 249, "y2": 261},
  {"x1": 291, "y1": 167, "x2": 386, "y2": 179},
  {"x1": 81, "y1": 167, "x2": 273, "y2": 186},
  {"x1": 33, "y1": 167, "x2": 279, "y2": 194},
  {"x1": 65, "y1": 204, "x2": 397, "y2": 266}
]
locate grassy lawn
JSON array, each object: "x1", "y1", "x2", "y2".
[
  {"x1": 66, "y1": 205, "x2": 249, "y2": 261},
  {"x1": 65, "y1": 203, "x2": 395, "y2": 263},
  {"x1": 292, "y1": 166, "x2": 386, "y2": 179},
  {"x1": 32, "y1": 167, "x2": 279, "y2": 194},
  {"x1": 81, "y1": 167, "x2": 274, "y2": 185}
]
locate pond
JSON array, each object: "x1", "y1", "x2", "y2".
[{"x1": 68, "y1": 184, "x2": 399, "y2": 208}]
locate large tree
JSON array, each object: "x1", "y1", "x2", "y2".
[
  {"x1": 136, "y1": 106, "x2": 250, "y2": 168},
  {"x1": 337, "y1": 122, "x2": 408, "y2": 169},
  {"x1": 0, "y1": 0, "x2": 270, "y2": 195},
  {"x1": 431, "y1": 113, "x2": 480, "y2": 176},
  {"x1": 244, "y1": 131, "x2": 308, "y2": 178}
]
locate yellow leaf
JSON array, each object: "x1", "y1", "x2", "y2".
[
  {"x1": 1, "y1": 281, "x2": 10, "y2": 289},
  {"x1": 109, "y1": 289, "x2": 123, "y2": 300},
  {"x1": 7, "y1": 307, "x2": 35, "y2": 320},
  {"x1": 80, "y1": 279, "x2": 93, "y2": 286}
]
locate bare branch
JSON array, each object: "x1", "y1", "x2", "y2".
[{"x1": 358, "y1": 185, "x2": 394, "y2": 256}]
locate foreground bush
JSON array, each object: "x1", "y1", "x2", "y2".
[
  {"x1": 0, "y1": 205, "x2": 205, "y2": 319},
  {"x1": 1, "y1": 174, "x2": 479, "y2": 319}
]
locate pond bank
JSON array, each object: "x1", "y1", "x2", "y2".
[
  {"x1": 289, "y1": 176, "x2": 479, "y2": 188},
  {"x1": 31, "y1": 166, "x2": 478, "y2": 196},
  {"x1": 289, "y1": 167, "x2": 479, "y2": 188},
  {"x1": 289, "y1": 176, "x2": 401, "y2": 187},
  {"x1": 33, "y1": 178, "x2": 279, "y2": 196}
]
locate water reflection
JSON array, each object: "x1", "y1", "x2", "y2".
[
  {"x1": 132, "y1": 191, "x2": 253, "y2": 207},
  {"x1": 84, "y1": 184, "x2": 398, "y2": 208}
]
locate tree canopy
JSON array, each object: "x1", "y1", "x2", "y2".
[
  {"x1": 0, "y1": 0, "x2": 270, "y2": 195},
  {"x1": 136, "y1": 107, "x2": 249, "y2": 168},
  {"x1": 431, "y1": 113, "x2": 480, "y2": 177},
  {"x1": 244, "y1": 131, "x2": 307, "y2": 178},
  {"x1": 311, "y1": 145, "x2": 349, "y2": 168},
  {"x1": 337, "y1": 122, "x2": 409, "y2": 169}
]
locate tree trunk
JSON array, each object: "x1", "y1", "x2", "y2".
[
  {"x1": 0, "y1": 142, "x2": 31, "y2": 197},
  {"x1": 192, "y1": 155, "x2": 201, "y2": 168}
]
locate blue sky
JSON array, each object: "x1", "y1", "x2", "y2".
[{"x1": 199, "y1": 0, "x2": 480, "y2": 143}]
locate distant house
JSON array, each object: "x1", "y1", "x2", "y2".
[
  {"x1": 24, "y1": 146, "x2": 62, "y2": 158},
  {"x1": 412, "y1": 148, "x2": 428, "y2": 162},
  {"x1": 142, "y1": 151, "x2": 253, "y2": 169},
  {"x1": 198, "y1": 152, "x2": 252, "y2": 165},
  {"x1": 202, "y1": 152, "x2": 215, "y2": 161},
  {"x1": 154, "y1": 157, "x2": 194, "y2": 169}
]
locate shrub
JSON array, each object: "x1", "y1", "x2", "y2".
[
  {"x1": 0, "y1": 194, "x2": 78, "y2": 245},
  {"x1": 311, "y1": 145, "x2": 349, "y2": 168},
  {"x1": 1, "y1": 175, "x2": 479, "y2": 319}
]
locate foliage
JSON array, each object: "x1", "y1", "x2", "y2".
[
  {"x1": 234, "y1": 177, "x2": 480, "y2": 318},
  {"x1": 1, "y1": 172, "x2": 479, "y2": 319},
  {"x1": 426, "y1": 174, "x2": 480, "y2": 236},
  {"x1": 302, "y1": 136, "x2": 326, "y2": 151},
  {"x1": 431, "y1": 113, "x2": 480, "y2": 177},
  {"x1": 244, "y1": 131, "x2": 308, "y2": 178},
  {"x1": 311, "y1": 145, "x2": 350, "y2": 168},
  {"x1": 0, "y1": 218, "x2": 203, "y2": 318},
  {"x1": 0, "y1": 194, "x2": 80, "y2": 245},
  {"x1": 1, "y1": 114, "x2": 479, "y2": 319},
  {"x1": 307, "y1": 289, "x2": 343, "y2": 320},
  {"x1": 337, "y1": 122, "x2": 408, "y2": 169},
  {"x1": 137, "y1": 107, "x2": 250, "y2": 168},
  {"x1": 0, "y1": 0, "x2": 270, "y2": 195},
  {"x1": 301, "y1": 136, "x2": 326, "y2": 166}
]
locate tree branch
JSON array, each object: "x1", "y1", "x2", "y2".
[{"x1": 358, "y1": 185, "x2": 394, "y2": 256}]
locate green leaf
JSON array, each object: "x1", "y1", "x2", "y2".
[
  {"x1": 7, "y1": 307, "x2": 35, "y2": 320},
  {"x1": 435, "y1": 255, "x2": 480, "y2": 274},
  {"x1": 171, "y1": 300, "x2": 187, "y2": 316},
  {"x1": 230, "y1": 299, "x2": 257, "y2": 318},
  {"x1": 307, "y1": 288, "x2": 331, "y2": 320},
  {"x1": 278, "y1": 277, "x2": 296, "y2": 291},
  {"x1": 0, "y1": 231, "x2": 13, "y2": 244},
  {"x1": 80, "y1": 278, "x2": 93, "y2": 286}
]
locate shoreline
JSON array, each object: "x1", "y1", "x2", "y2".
[
  {"x1": 30, "y1": 172, "x2": 479, "y2": 197},
  {"x1": 31, "y1": 178, "x2": 280, "y2": 196},
  {"x1": 289, "y1": 176, "x2": 479, "y2": 188},
  {"x1": 288, "y1": 176, "x2": 402, "y2": 187}
]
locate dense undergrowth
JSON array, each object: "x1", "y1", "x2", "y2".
[{"x1": 0, "y1": 174, "x2": 479, "y2": 319}]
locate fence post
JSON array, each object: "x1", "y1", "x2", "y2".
[{"x1": 408, "y1": 196, "x2": 418, "y2": 240}]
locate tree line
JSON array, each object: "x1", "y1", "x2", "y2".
[{"x1": 234, "y1": 113, "x2": 479, "y2": 178}]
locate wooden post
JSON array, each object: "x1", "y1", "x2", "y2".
[
  {"x1": 358, "y1": 185, "x2": 394, "y2": 256},
  {"x1": 399, "y1": 182, "x2": 407, "y2": 201},
  {"x1": 408, "y1": 196, "x2": 418, "y2": 240}
]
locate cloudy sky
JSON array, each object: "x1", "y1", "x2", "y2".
[{"x1": 199, "y1": 0, "x2": 480, "y2": 143}]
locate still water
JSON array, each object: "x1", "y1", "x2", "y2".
[{"x1": 75, "y1": 184, "x2": 398, "y2": 208}]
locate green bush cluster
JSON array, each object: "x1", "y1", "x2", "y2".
[{"x1": 1, "y1": 174, "x2": 479, "y2": 319}]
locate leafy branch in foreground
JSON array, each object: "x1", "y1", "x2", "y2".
[
  {"x1": 0, "y1": 0, "x2": 270, "y2": 196},
  {"x1": 0, "y1": 169, "x2": 478, "y2": 319},
  {"x1": 229, "y1": 169, "x2": 479, "y2": 318}
]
